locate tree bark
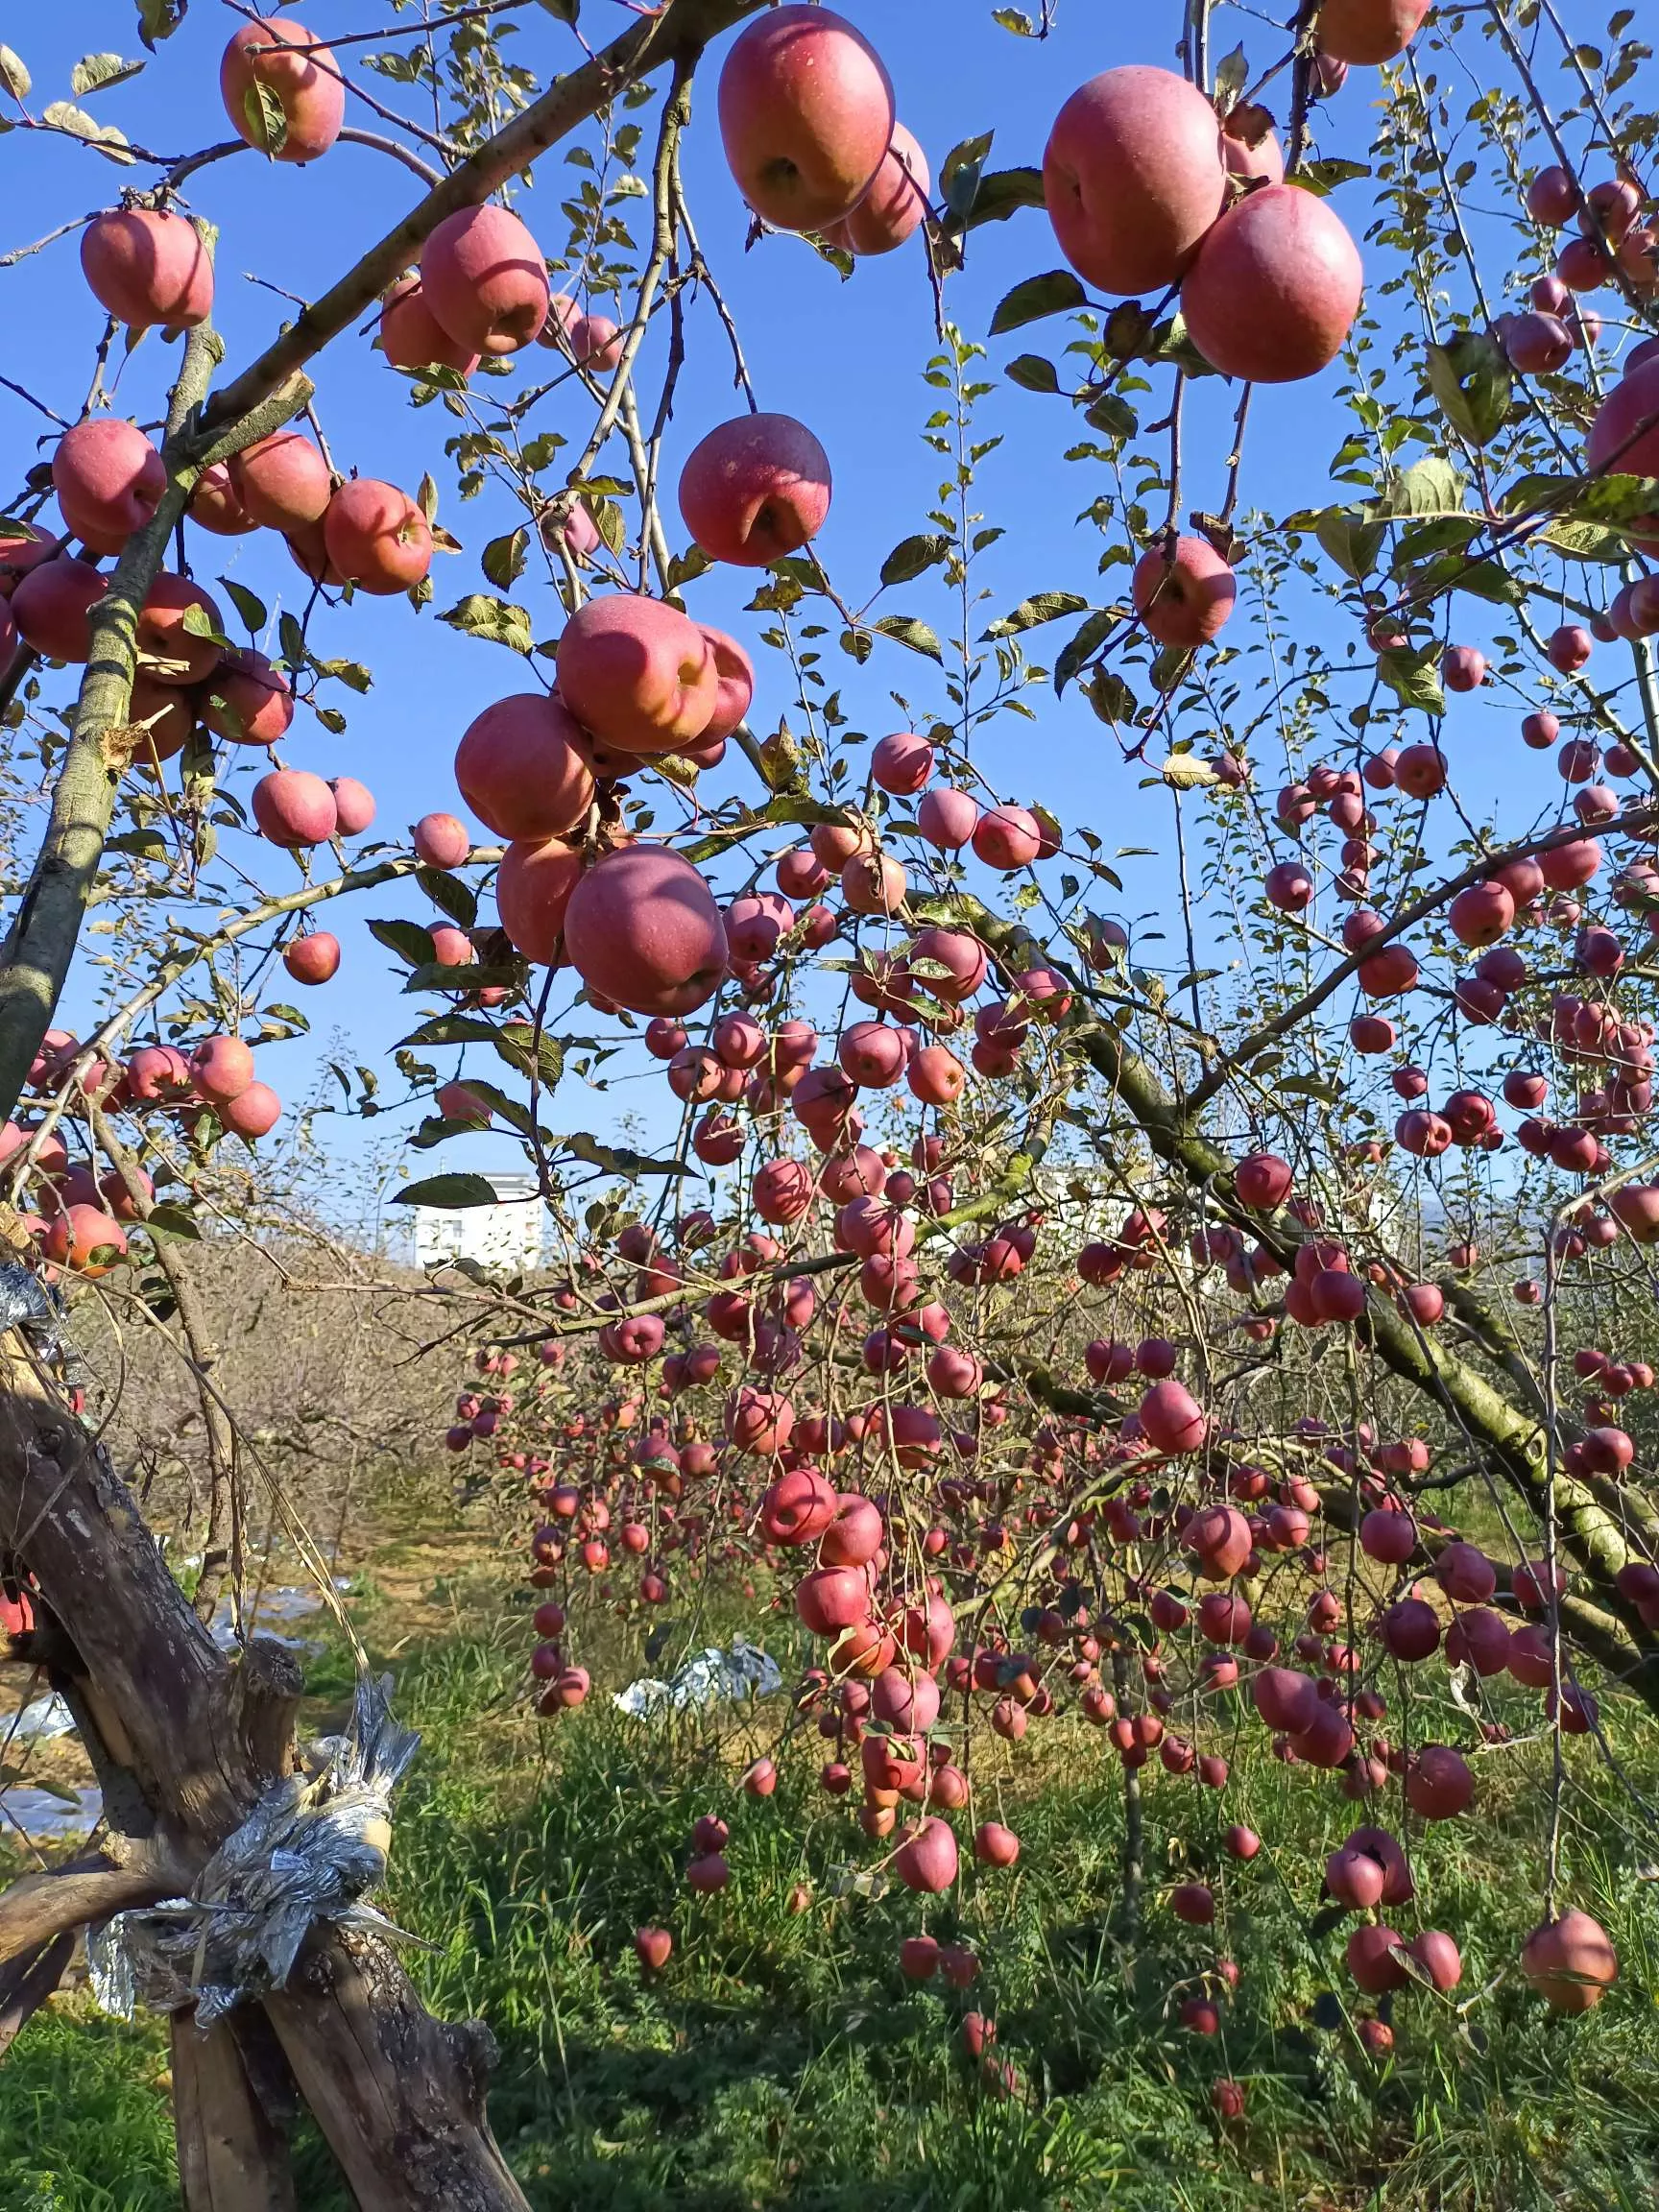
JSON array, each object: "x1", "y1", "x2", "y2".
[
  {"x1": 0, "y1": 1934, "x2": 74, "y2": 2060},
  {"x1": 172, "y1": 2011, "x2": 299, "y2": 2212},
  {"x1": 0, "y1": 1348, "x2": 530, "y2": 2207}
]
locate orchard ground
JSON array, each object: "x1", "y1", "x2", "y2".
[{"x1": 2, "y1": 1494, "x2": 1655, "y2": 2212}]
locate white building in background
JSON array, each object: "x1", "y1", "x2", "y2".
[{"x1": 412, "y1": 1170, "x2": 547, "y2": 1275}]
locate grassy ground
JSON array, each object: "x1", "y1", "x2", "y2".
[{"x1": 3, "y1": 1523, "x2": 1658, "y2": 2211}]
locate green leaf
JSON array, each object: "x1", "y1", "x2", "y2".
[
  {"x1": 1381, "y1": 457, "x2": 1468, "y2": 517},
  {"x1": 989, "y1": 269, "x2": 1087, "y2": 336},
  {"x1": 1292, "y1": 157, "x2": 1371, "y2": 195},
  {"x1": 1376, "y1": 644, "x2": 1446, "y2": 716},
  {"x1": 106, "y1": 828, "x2": 169, "y2": 859},
  {"x1": 1574, "y1": 472, "x2": 1659, "y2": 524},
  {"x1": 0, "y1": 44, "x2": 31, "y2": 98},
  {"x1": 399, "y1": 1014, "x2": 499, "y2": 1049},
  {"x1": 482, "y1": 528, "x2": 529, "y2": 589},
  {"x1": 872, "y1": 614, "x2": 944, "y2": 661},
  {"x1": 440, "y1": 594, "x2": 533, "y2": 653},
  {"x1": 946, "y1": 165, "x2": 1045, "y2": 236},
  {"x1": 180, "y1": 602, "x2": 231, "y2": 647},
  {"x1": 1005, "y1": 353, "x2": 1061, "y2": 394},
  {"x1": 1425, "y1": 330, "x2": 1512, "y2": 448},
  {"x1": 134, "y1": 0, "x2": 186, "y2": 48},
  {"x1": 1214, "y1": 43, "x2": 1249, "y2": 107},
  {"x1": 42, "y1": 100, "x2": 134, "y2": 163},
  {"x1": 1085, "y1": 667, "x2": 1138, "y2": 727},
  {"x1": 1313, "y1": 506, "x2": 1387, "y2": 580},
  {"x1": 394, "y1": 1173, "x2": 503, "y2": 1209},
  {"x1": 144, "y1": 1202, "x2": 201, "y2": 1240},
  {"x1": 369, "y1": 918, "x2": 437, "y2": 968},
  {"x1": 72, "y1": 52, "x2": 145, "y2": 96},
  {"x1": 879, "y1": 532, "x2": 950, "y2": 586},
  {"x1": 666, "y1": 544, "x2": 711, "y2": 590},
  {"x1": 498, "y1": 1022, "x2": 565, "y2": 1090},
  {"x1": 1160, "y1": 754, "x2": 1220, "y2": 789},
  {"x1": 1535, "y1": 517, "x2": 1628, "y2": 562},
  {"x1": 590, "y1": 496, "x2": 627, "y2": 557},
  {"x1": 418, "y1": 868, "x2": 477, "y2": 929},
  {"x1": 535, "y1": 0, "x2": 579, "y2": 19},
  {"x1": 940, "y1": 130, "x2": 994, "y2": 220},
  {"x1": 239, "y1": 80, "x2": 287, "y2": 159},
  {"x1": 766, "y1": 793, "x2": 853, "y2": 830},
  {"x1": 402, "y1": 960, "x2": 520, "y2": 996},
  {"x1": 991, "y1": 7, "x2": 1035, "y2": 31},
  {"x1": 1452, "y1": 559, "x2": 1525, "y2": 606},
  {"x1": 981, "y1": 590, "x2": 1088, "y2": 640},
  {"x1": 218, "y1": 577, "x2": 267, "y2": 636},
  {"x1": 558, "y1": 1132, "x2": 686, "y2": 1178},
  {"x1": 311, "y1": 656, "x2": 373, "y2": 693},
  {"x1": 1085, "y1": 390, "x2": 1137, "y2": 439},
  {"x1": 1053, "y1": 608, "x2": 1118, "y2": 696}
]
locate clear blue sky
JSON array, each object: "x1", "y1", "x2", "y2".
[{"x1": 0, "y1": 2, "x2": 1626, "y2": 1210}]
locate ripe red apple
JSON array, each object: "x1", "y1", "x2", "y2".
[
  {"x1": 1405, "y1": 1743, "x2": 1473, "y2": 1821},
  {"x1": 45, "y1": 1204, "x2": 128, "y2": 1276},
  {"x1": 130, "y1": 675, "x2": 195, "y2": 765},
  {"x1": 900, "y1": 1934, "x2": 939, "y2": 1980},
  {"x1": 634, "y1": 1926, "x2": 672, "y2": 1972},
  {"x1": 700, "y1": 626, "x2": 755, "y2": 742},
  {"x1": 323, "y1": 480, "x2": 433, "y2": 594},
  {"x1": 252, "y1": 767, "x2": 338, "y2": 849},
  {"x1": 53, "y1": 420, "x2": 164, "y2": 554},
  {"x1": 136, "y1": 573, "x2": 224, "y2": 685},
  {"x1": 1180, "y1": 185, "x2": 1363, "y2": 383},
  {"x1": 495, "y1": 837, "x2": 583, "y2": 966},
  {"x1": 1043, "y1": 66, "x2": 1229, "y2": 295},
  {"x1": 456, "y1": 693, "x2": 596, "y2": 841},
  {"x1": 231, "y1": 430, "x2": 332, "y2": 533},
  {"x1": 221, "y1": 1081, "x2": 281, "y2": 1141},
  {"x1": 717, "y1": 8, "x2": 894, "y2": 232},
  {"x1": 189, "y1": 464, "x2": 257, "y2": 537},
  {"x1": 420, "y1": 204, "x2": 550, "y2": 357},
  {"x1": 380, "y1": 276, "x2": 481, "y2": 377},
  {"x1": 81, "y1": 208, "x2": 212, "y2": 331},
  {"x1": 974, "y1": 1821, "x2": 1021, "y2": 1868},
  {"x1": 894, "y1": 1815, "x2": 959, "y2": 1893},
  {"x1": 327, "y1": 778, "x2": 376, "y2": 838},
  {"x1": 1132, "y1": 536, "x2": 1237, "y2": 647},
  {"x1": 283, "y1": 932, "x2": 340, "y2": 985},
  {"x1": 204, "y1": 650, "x2": 294, "y2": 747},
  {"x1": 1520, "y1": 1910, "x2": 1618, "y2": 2011},
  {"x1": 679, "y1": 414, "x2": 831, "y2": 566},
  {"x1": 1316, "y1": 0, "x2": 1431, "y2": 64},
  {"x1": 190, "y1": 1034, "x2": 255, "y2": 1105},
  {"x1": 1221, "y1": 105, "x2": 1285, "y2": 186},
  {"x1": 824, "y1": 123, "x2": 931, "y2": 254},
  {"x1": 414, "y1": 812, "x2": 470, "y2": 869},
  {"x1": 918, "y1": 786, "x2": 980, "y2": 850},
  {"x1": 220, "y1": 15, "x2": 346, "y2": 163},
  {"x1": 1141, "y1": 1378, "x2": 1207, "y2": 1455},
  {"x1": 563, "y1": 845, "x2": 728, "y2": 1016},
  {"x1": 1587, "y1": 360, "x2": 1659, "y2": 539},
  {"x1": 556, "y1": 593, "x2": 717, "y2": 757},
  {"x1": 12, "y1": 559, "x2": 105, "y2": 662},
  {"x1": 971, "y1": 805, "x2": 1043, "y2": 870}
]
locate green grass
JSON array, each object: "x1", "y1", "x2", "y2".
[{"x1": 5, "y1": 1553, "x2": 1659, "y2": 2210}]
